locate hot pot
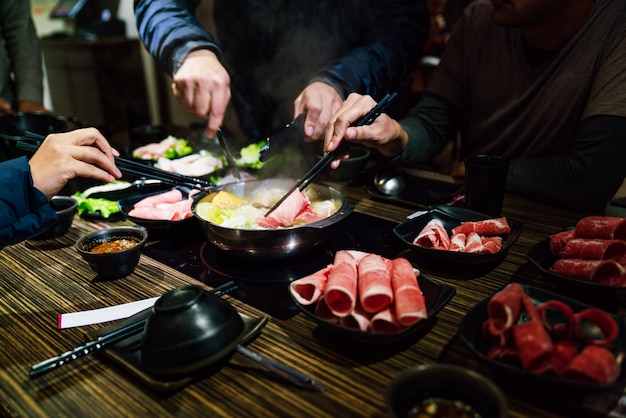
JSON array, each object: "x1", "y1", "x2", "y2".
[{"x1": 191, "y1": 178, "x2": 354, "y2": 260}]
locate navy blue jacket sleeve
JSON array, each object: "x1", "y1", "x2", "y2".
[{"x1": 0, "y1": 157, "x2": 56, "y2": 247}]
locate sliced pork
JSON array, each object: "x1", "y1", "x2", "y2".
[
  {"x1": 390, "y1": 258, "x2": 426, "y2": 327},
  {"x1": 452, "y1": 217, "x2": 511, "y2": 236},
  {"x1": 257, "y1": 189, "x2": 312, "y2": 229},
  {"x1": 357, "y1": 253, "x2": 393, "y2": 313},
  {"x1": 413, "y1": 218, "x2": 450, "y2": 249},
  {"x1": 289, "y1": 267, "x2": 330, "y2": 306}
]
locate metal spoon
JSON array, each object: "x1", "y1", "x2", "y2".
[{"x1": 374, "y1": 172, "x2": 406, "y2": 196}]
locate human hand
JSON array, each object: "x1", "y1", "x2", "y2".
[
  {"x1": 172, "y1": 49, "x2": 231, "y2": 139},
  {"x1": 324, "y1": 93, "x2": 408, "y2": 168},
  {"x1": 29, "y1": 128, "x2": 122, "y2": 199},
  {"x1": 0, "y1": 97, "x2": 13, "y2": 116},
  {"x1": 294, "y1": 82, "x2": 343, "y2": 141},
  {"x1": 18, "y1": 100, "x2": 51, "y2": 114}
]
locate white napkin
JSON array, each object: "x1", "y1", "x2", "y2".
[{"x1": 58, "y1": 297, "x2": 159, "y2": 329}]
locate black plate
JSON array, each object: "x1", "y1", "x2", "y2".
[
  {"x1": 393, "y1": 206, "x2": 523, "y2": 267},
  {"x1": 85, "y1": 313, "x2": 268, "y2": 392},
  {"x1": 458, "y1": 283, "x2": 626, "y2": 392},
  {"x1": 290, "y1": 269, "x2": 455, "y2": 344},
  {"x1": 118, "y1": 186, "x2": 198, "y2": 230},
  {"x1": 527, "y1": 238, "x2": 626, "y2": 299}
]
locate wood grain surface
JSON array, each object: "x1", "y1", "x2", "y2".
[{"x1": 0, "y1": 177, "x2": 623, "y2": 418}]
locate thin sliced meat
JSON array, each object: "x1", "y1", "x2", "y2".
[
  {"x1": 314, "y1": 295, "x2": 338, "y2": 323},
  {"x1": 340, "y1": 306, "x2": 372, "y2": 331},
  {"x1": 536, "y1": 300, "x2": 575, "y2": 339},
  {"x1": 257, "y1": 189, "x2": 311, "y2": 229},
  {"x1": 551, "y1": 339, "x2": 579, "y2": 377},
  {"x1": 134, "y1": 189, "x2": 183, "y2": 207},
  {"x1": 413, "y1": 218, "x2": 450, "y2": 250},
  {"x1": 512, "y1": 294, "x2": 554, "y2": 373},
  {"x1": 486, "y1": 283, "x2": 524, "y2": 335},
  {"x1": 575, "y1": 216, "x2": 626, "y2": 240},
  {"x1": 549, "y1": 259, "x2": 625, "y2": 284},
  {"x1": 357, "y1": 254, "x2": 393, "y2": 313},
  {"x1": 549, "y1": 229, "x2": 575, "y2": 256},
  {"x1": 448, "y1": 233, "x2": 466, "y2": 252},
  {"x1": 481, "y1": 236, "x2": 503, "y2": 254},
  {"x1": 559, "y1": 238, "x2": 626, "y2": 261},
  {"x1": 324, "y1": 258, "x2": 358, "y2": 317},
  {"x1": 390, "y1": 258, "x2": 426, "y2": 327},
  {"x1": 465, "y1": 232, "x2": 484, "y2": 253},
  {"x1": 563, "y1": 345, "x2": 620, "y2": 385},
  {"x1": 369, "y1": 307, "x2": 401, "y2": 334},
  {"x1": 289, "y1": 267, "x2": 330, "y2": 306},
  {"x1": 574, "y1": 308, "x2": 619, "y2": 347},
  {"x1": 452, "y1": 217, "x2": 511, "y2": 236}
]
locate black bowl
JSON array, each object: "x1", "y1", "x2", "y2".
[
  {"x1": 75, "y1": 227, "x2": 148, "y2": 278},
  {"x1": 385, "y1": 364, "x2": 508, "y2": 418},
  {"x1": 31, "y1": 196, "x2": 77, "y2": 240},
  {"x1": 141, "y1": 285, "x2": 246, "y2": 376}
]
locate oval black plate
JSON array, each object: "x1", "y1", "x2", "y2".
[
  {"x1": 290, "y1": 269, "x2": 455, "y2": 344},
  {"x1": 458, "y1": 283, "x2": 626, "y2": 392},
  {"x1": 393, "y1": 206, "x2": 523, "y2": 267},
  {"x1": 527, "y1": 238, "x2": 626, "y2": 299}
]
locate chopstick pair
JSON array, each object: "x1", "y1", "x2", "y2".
[
  {"x1": 16, "y1": 131, "x2": 213, "y2": 192},
  {"x1": 264, "y1": 92, "x2": 398, "y2": 216},
  {"x1": 30, "y1": 281, "x2": 239, "y2": 378}
]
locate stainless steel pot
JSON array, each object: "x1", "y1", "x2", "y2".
[{"x1": 192, "y1": 179, "x2": 354, "y2": 259}]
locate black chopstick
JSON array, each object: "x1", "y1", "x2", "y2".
[
  {"x1": 264, "y1": 92, "x2": 398, "y2": 217},
  {"x1": 18, "y1": 131, "x2": 213, "y2": 191}
]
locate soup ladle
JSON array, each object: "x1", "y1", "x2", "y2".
[{"x1": 374, "y1": 172, "x2": 406, "y2": 196}]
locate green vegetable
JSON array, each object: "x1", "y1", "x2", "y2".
[
  {"x1": 164, "y1": 138, "x2": 193, "y2": 159},
  {"x1": 235, "y1": 141, "x2": 266, "y2": 169},
  {"x1": 71, "y1": 192, "x2": 121, "y2": 218}
]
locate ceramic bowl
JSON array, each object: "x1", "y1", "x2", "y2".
[
  {"x1": 31, "y1": 196, "x2": 77, "y2": 240},
  {"x1": 385, "y1": 364, "x2": 508, "y2": 418},
  {"x1": 141, "y1": 285, "x2": 246, "y2": 376},
  {"x1": 75, "y1": 226, "x2": 148, "y2": 278}
]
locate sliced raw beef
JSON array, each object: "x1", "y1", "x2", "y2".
[
  {"x1": 390, "y1": 258, "x2": 426, "y2": 327},
  {"x1": 549, "y1": 259, "x2": 625, "y2": 284},
  {"x1": 357, "y1": 254, "x2": 393, "y2": 313},
  {"x1": 324, "y1": 255, "x2": 359, "y2": 317},
  {"x1": 559, "y1": 238, "x2": 626, "y2": 261},
  {"x1": 549, "y1": 229, "x2": 576, "y2": 256},
  {"x1": 134, "y1": 189, "x2": 183, "y2": 207},
  {"x1": 257, "y1": 189, "x2": 311, "y2": 228},
  {"x1": 413, "y1": 218, "x2": 450, "y2": 249},
  {"x1": 481, "y1": 236, "x2": 503, "y2": 254},
  {"x1": 536, "y1": 300, "x2": 575, "y2": 339},
  {"x1": 486, "y1": 283, "x2": 525, "y2": 335},
  {"x1": 369, "y1": 307, "x2": 401, "y2": 334},
  {"x1": 448, "y1": 233, "x2": 466, "y2": 252},
  {"x1": 573, "y1": 308, "x2": 619, "y2": 346},
  {"x1": 563, "y1": 345, "x2": 620, "y2": 384},
  {"x1": 464, "y1": 232, "x2": 484, "y2": 253},
  {"x1": 512, "y1": 294, "x2": 554, "y2": 373},
  {"x1": 575, "y1": 216, "x2": 626, "y2": 240},
  {"x1": 340, "y1": 306, "x2": 372, "y2": 331},
  {"x1": 289, "y1": 267, "x2": 330, "y2": 306},
  {"x1": 452, "y1": 217, "x2": 510, "y2": 236}
]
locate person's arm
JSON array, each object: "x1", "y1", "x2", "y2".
[
  {"x1": 312, "y1": 0, "x2": 430, "y2": 101},
  {"x1": 0, "y1": 157, "x2": 56, "y2": 247},
  {"x1": 507, "y1": 115, "x2": 626, "y2": 212},
  {"x1": 134, "y1": 0, "x2": 222, "y2": 76},
  {"x1": 0, "y1": 0, "x2": 44, "y2": 106}
]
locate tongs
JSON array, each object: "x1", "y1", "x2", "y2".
[
  {"x1": 16, "y1": 132, "x2": 213, "y2": 191},
  {"x1": 264, "y1": 92, "x2": 398, "y2": 217}
]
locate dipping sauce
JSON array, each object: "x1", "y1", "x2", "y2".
[
  {"x1": 407, "y1": 398, "x2": 481, "y2": 418},
  {"x1": 89, "y1": 237, "x2": 140, "y2": 254}
]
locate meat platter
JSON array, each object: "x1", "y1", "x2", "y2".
[
  {"x1": 393, "y1": 205, "x2": 523, "y2": 267},
  {"x1": 458, "y1": 283, "x2": 626, "y2": 392}
]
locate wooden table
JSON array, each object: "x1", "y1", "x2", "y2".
[{"x1": 0, "y1": 178, "x2": 623, "y2": 418}]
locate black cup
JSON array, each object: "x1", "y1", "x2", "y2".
[{"x1": 465, "y1": 155, "x2": 510, "y2": 217}]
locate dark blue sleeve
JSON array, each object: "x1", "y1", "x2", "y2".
[
  {"x1": 0, "y1": 157, "x2": 57, "y2": 247},
  {"x1": 134, "y1": 0, "x2": 222, "y2": 76}
]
